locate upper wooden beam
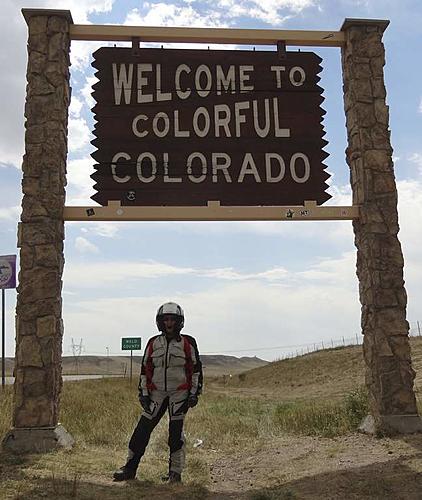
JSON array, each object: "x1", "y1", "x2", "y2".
[{"x1": 69, "y1": 25, "x2": 345, "y2": 47}]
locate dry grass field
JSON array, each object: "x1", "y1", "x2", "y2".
[{"x1": 1, "y1": 339, "x2": 422, "y2": 499}]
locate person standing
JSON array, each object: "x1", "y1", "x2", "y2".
[{"x1": 113, "y1": 302, "x2": 203, "y2": 483}]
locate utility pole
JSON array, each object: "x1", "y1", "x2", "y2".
[
  {"x1": 417, "y1": 321, "x2": 421, "y2": 337},
  {"x1": 106, "y1": 346, "x2": 110, "y2": 375},
  {"x1": 71, "y1": 338, "x2": 83, "y2": 375}
]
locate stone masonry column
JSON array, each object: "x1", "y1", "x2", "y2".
[
  {"x1": 2, "y1": 9, "x2": 74, "y2": 452},
  {"x1": 341, "y1": 19, "x2": 422, "y2": 434}
]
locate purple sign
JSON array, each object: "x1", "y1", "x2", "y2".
[{"x1": 0, "y1": 255, "x2": 17, "y2": 289}]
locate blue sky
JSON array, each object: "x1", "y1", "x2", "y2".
[{"x1": 1, "y1": 0, "x2": 421, "y2": 361}]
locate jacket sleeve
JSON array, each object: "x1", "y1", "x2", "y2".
[
  {"x1": 187, "y1": 336, "x2": 203, "y2": 396},
  {"x1": 138, "y1": 337, "x2": 155, "y2": 397}
]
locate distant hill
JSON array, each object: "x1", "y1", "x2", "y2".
[
  {"x1": 2, "y1": 354, "x2": 268, "y2": 378},
  {"x1": 219, "y1": 337, "x2": 422, "y2": 403}
]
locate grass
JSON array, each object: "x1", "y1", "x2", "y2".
[
  {"x1": 0, "y1": 378, "x2": 370, "y2": 499},
  {"x1": 2, "y1": 339, "x2": 422, "y2": 498},
  {"x1": 272, "y1": 385, "x2": 369, "y2": 437}
]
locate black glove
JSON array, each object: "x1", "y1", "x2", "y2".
[
  {"x1": 139, "y1": 395, "x2": 151, "y2": 412},
  {"x1": 187, "y1": 394, "x2": 199, "y2": 408}
]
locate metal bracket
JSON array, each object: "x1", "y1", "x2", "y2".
[
  {"x1": 132, "y1": 36, "x2": 140, "y2": 56},
  {"x1": 277, "y1": 40, "x2": 287, "y2": 59}
]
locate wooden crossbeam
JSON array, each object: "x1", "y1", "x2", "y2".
[
  {"x1": 63, "y1": 201, "x2": 359, "y2": 222},
  {"x1": 69, "y1": 25, "x2": 344, "y2": 47}
]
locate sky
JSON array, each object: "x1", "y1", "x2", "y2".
[{"x1": 0, "y1": 0, "x2": 421, "y2": 362}]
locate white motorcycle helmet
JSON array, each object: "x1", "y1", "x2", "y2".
[{"x1": 156, "y1": 302, "x2": 185, "y2": 333}]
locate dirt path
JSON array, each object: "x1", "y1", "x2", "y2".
[{"x1": 205, "y1": 433, "x2": 422, "y2": 499}]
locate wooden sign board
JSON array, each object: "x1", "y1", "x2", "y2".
[{"x1": 91, "y1": 47, "x2": 330, "y2": 206}]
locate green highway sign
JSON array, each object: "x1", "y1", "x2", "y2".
[{"x1": 122, "y1": 337, "x2": 142, "y2": 351}]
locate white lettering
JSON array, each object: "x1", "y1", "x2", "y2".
[
  {"x1": 175, "y1": 64, "x2": 191, "y2": 100},
  {"x1": 253, "y1": 99, "x2": 270, "y2": 138},
  {"x1": 289, "y1": 66, "x2": 306, "y2": 87},
  {"x1": 265, "y1": 153, "x2": 285, "y2": 182},
  {"x1": 216, "y1": 65, "x2": 236, "y2": 95},
  {"x1": 270, "y1": 65, "x2": 286, "y2": 89},
  {"x1": 214, "y1": 104, "x2": 231, "y2": 137},
  {"x1": 156, "y1": 64, "x2": 172, "y2": 101},
  {"x1": 212, "y1": 153, "x2": 232, "y2": 183},
  {"x1": 234, "y1": 101, "x2": 250, "y2": 137},
  {"x1": 239, "y1": 65, "x2": 254, "y2": 92},
  {"x1": 132, "y1": 114, "x2": 148, "y2": 138},
  {"x1": 187, "y1": 152, "x2": 207, "y2": 183},
  {"x1": 152, "y1": 112, "x2": 170, "y2": 138},
  {"x1": 111, "y1": 152, "x2": 131, "y2": 183},
  {"x1": 238, "y1": 153, "x2": 261, "y2": 183},
  {"x1": 112, "y1": 63, "x2": 133, "y2": 105},
  {"x1": 290, "y1": 153, "x2": 310, "y2": 183},
  {"x1": 137, "y1": 152, "x2": 156, "y2": 183},
  {"x1": 195, "y1": 65, "x2": 212, "y2": 98},
  {"x1": 174, "y1": 110, "x2": 190, "y2": 137},
  {"x1": 273, "y1": 98, "x2": 290, "y2": 138},
  {"x1": 137, "y1": 64, "x2": 153, "y2": 103},
  {"x1": 193, "y1": 107, "x2": 210, "y2": 137},
  {"x1": 163, "y1": 152, "x2": 182, "y2": 183}
]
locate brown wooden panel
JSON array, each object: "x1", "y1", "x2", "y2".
[{"x1": 91, "y1": 47, "x2": 331, "y2": 206}]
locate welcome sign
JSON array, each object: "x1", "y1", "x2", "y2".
[{"x1": 91, "y1": 47, "x2": 330, "y2": 206}]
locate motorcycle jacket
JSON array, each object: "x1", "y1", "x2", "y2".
[{"x1": 138, "y1": 333, "x2": 203, "y2": 397}]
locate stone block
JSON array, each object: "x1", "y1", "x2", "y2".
[
  {"x1": 17, "y1": 336, "x2": 43, "y2": 368},
  {"x1": 22, "y1": 195, "x2": 49, "y2": 219},
  {"x1": 17, "y1": 297, "x2": 61, "y2": 322},
  {"x1": 29, "y1": 33, "x2": 48, "y2": 54},
  {"x1": 28, "y1": 16, "x2": 48, "y2": 35},
  {"x1": 47, "y1": 16, "x2": 69, "y2": 34},
  {"x1": 29, "y1": 75, "x2": 56, "y2": 96},
  {"x1": 34, "y1": 244, "x2": 59, "y2": 267},
  {"x1": 373, "y1": 172, "x2": 396, "y2": 193},
  {"x1": 28, "y1": 51, "x2": 47, "y2": 75},
  {"x1": 19, "y1": 268, "x2": 60, "y2": 304},
  {"x1": 14, "y1": 395, "x2": 54, "y2": 428},
  {"x1": 18, "y1": 222, "x2": 60, "y2": 246},
  {"x1": 36, "y1": 315, "x2": 56, "y2": 338},
  {"x1": 374, "y1": 99, "x2": 389, "y2": 125},
  {"x1": 375, "y1": 289, "x2": 399, "y2": 307},
  {"x1": 16, "y1": 317, "x2": 36, "y2": 336},
  {"x1": 48, "y1": 33, "x2": 66, "y2": 61},
  {"x1": 2, "y1": 424, "x2": 74, "y2": 453},
  {"x1": 370, "y1": 56, "x2": 385, "y2": 77},
  {"x1": 26, "y1": 124, "x2": 45, "y2": 144}
]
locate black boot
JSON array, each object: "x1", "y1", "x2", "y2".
[
  {"x1": 113, "y1": 466, "x2": 136, "y2": 481},
  {"x1": 168, "y1": 471, "x2": 182, "y2": 483}
]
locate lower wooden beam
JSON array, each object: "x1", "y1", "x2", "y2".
[{"x1": 63, "y1": 200, "x2": 359, "y2": 222}]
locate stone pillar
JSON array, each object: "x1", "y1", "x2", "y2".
[
  {"x1": 341, "y1": 19, "x2": 422, "y2": 434},
  {"x1": 2, "y1": 9, "x2": 74, "y2": 452}
]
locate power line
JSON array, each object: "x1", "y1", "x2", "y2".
[{"x1": 70, "y1": 338, "x2": 83, "y2": 374}]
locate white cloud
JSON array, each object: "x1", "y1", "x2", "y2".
[
  {"x1": 211, "y1": 0, "x2": 313, "y2": 24},
  {"x1": 419, "y1": 98, "x2": 422, "y2": 113},
  {"x1": 68, "y1": 117, "x2": 92, "y2": 152},
  {"x1": 66, "y1": 157, "x2": 95, "y2": 204},
  {"x1": 78, "y1": 223, "x2": 120, "y2": 238},
  {"x1": 69, "y1": 96, "x2": 84, "y2": 117},
  {"x1": 62, "y1": 259, "x2": 360, "y2": 359},
  {"x1": 74, "y1": 236, "x2": 99, "y2": 253},
  {"x1": 81, "y1": 76, "x2": 97, "y2": 109},
  {"x1": 0, "y1": 206, "x2": 20, "y2": 221},
  {"x1": 125, "y1": 5, "x2": 225, "y2": 28},
  {"x1": 409, "y1": 153, "x2": 422, "y2": 173}
]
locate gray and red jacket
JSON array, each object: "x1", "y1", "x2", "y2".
[{"x1": 138, "y1": 333, "x2": 203, "y2": 397}]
